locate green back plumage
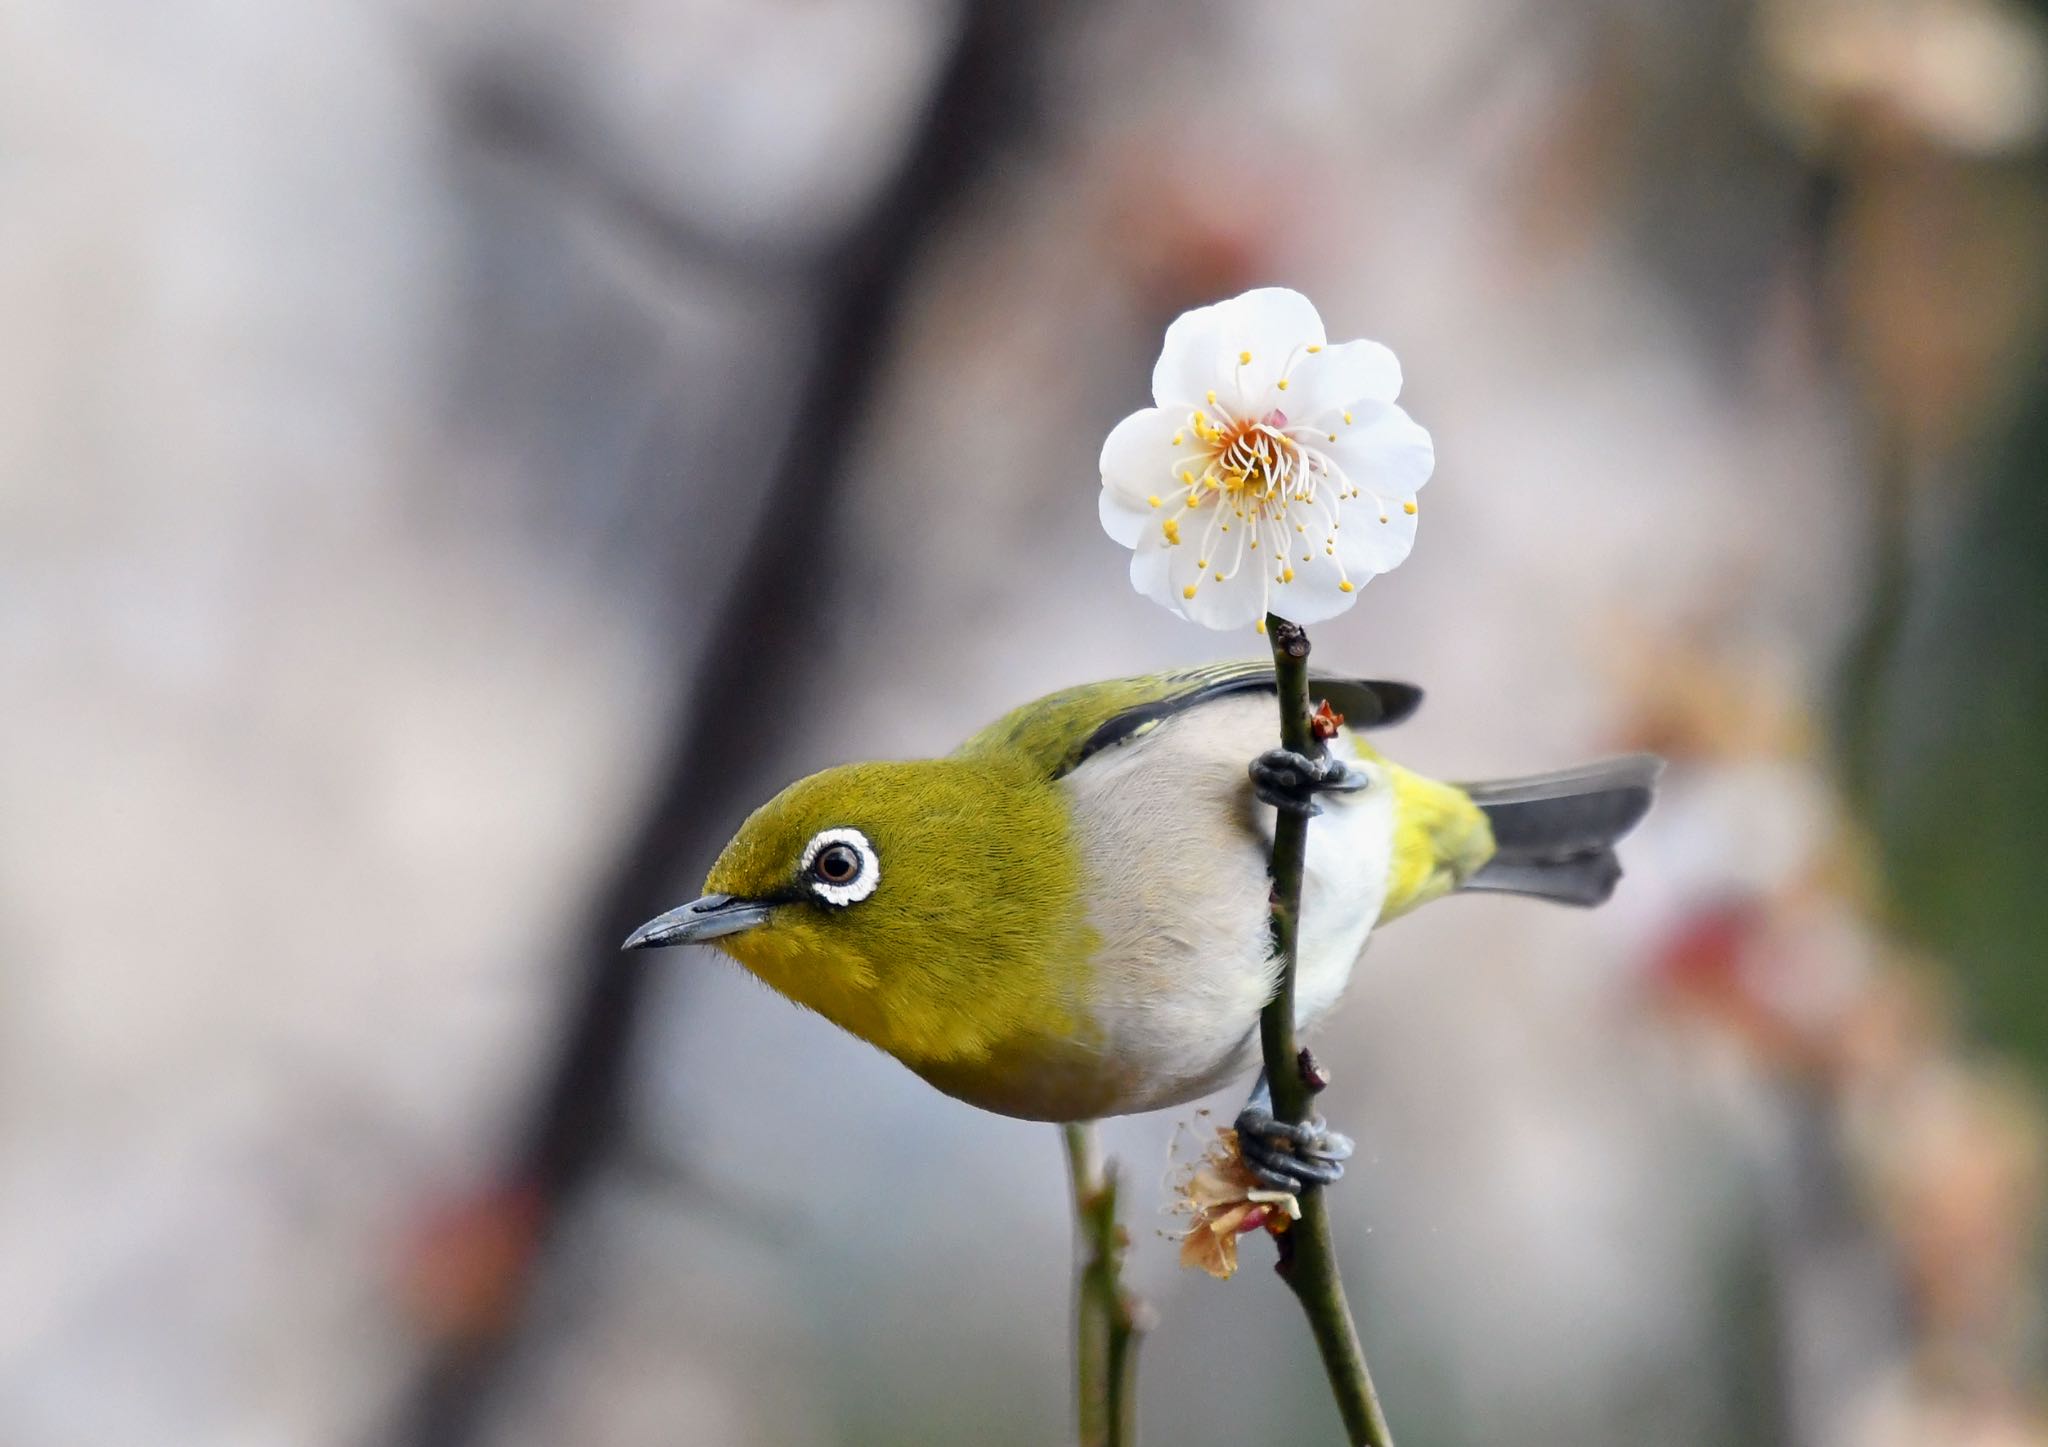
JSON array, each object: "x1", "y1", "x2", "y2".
[{"x1": 956, "y1": 660, "x2": 1423, "y2": 780}]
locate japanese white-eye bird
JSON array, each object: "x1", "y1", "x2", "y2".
[{"x1": 626, "y1": 661, "x2": 1657, "y2": 1186}]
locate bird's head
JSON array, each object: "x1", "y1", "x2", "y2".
[{"x1": 624, "y1": 757, "x2": 1092, "y2": 1066}]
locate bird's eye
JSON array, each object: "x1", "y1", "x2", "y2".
[
  {"x1": 801, "y1": 827, "x2": 880, "y2": 906},
  {"x1": 814, "y1": 844, "x2": 860, "y2": 884}
]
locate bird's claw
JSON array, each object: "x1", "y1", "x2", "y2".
[
  {"x1": 1233, "y1": 1106, "x2": 1355, "y2": 1192},
  {"x1": 1249, "y1": 748, "x2": 1368, "y2": 817}
]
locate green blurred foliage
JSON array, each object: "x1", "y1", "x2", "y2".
[{"x1": 1861, "y1": 350, "x2": 2048, "y2": 1075}]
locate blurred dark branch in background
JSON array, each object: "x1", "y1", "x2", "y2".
[
  {"x1": 451, "y1": 62, "x2": 812, "y2": 290},
  {"x1": 388, "y1": 5, "x2": 1056, "y2": 1443}
]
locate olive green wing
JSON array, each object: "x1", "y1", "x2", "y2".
[{"x1": 959, "y1": 659, "x2": 1422, "y2": 782}]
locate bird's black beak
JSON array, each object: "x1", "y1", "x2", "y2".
[{"x1": 622, "y1": 894, "x2": 772, "y2": 951}]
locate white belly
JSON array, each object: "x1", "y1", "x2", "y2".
[{"x1": 1056, "y1": 693, "x2": 1395, "y2": 1115}]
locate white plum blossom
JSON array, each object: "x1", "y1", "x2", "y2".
[{"x1": 1099, "y1": 287, "x2": 1434, "y2": 631}]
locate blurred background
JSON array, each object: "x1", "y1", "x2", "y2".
[{"x1": 4, "y1": 0, "x2": 2047, "y2": 1443}]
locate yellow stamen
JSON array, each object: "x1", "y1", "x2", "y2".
[
  {"x1": 1327, "y1": 433, "x2": 1337, "y2": 442},
  {"x1": 1182, "y1": 584, "x2": 1197, "y2": 599},
  {"x1": 1172, "y1": 432, "x2": 1185, "y2": 446},
  {"x1": 1339, "y1": 580, "x2": 1355, "y2": 593},
  {"x1": 1162, "y1": 518, "x2": 1182, "y2": 544},
  {"x1": 1403, "y1": 501, "x2": 1417, "y2": 515},
  {"x1": 1276, "y1": 379, "x2": 1289, "y2": 391},
  {"x1": 1281, "y1": 568, "x2": 1296, "y2": 582},
  {"x1": 1238, "y1": 350, "x2": 1252, "y2": 364},
  {"x1": 1206, "y1": 389, "x2": 1216, "y2": 406},
  {"x1": 1197, "y1": 557, "x2": 1209, "y2": 568},
  {"x1": 1148, "y1": 495, "x2": 1161, "y2": 508},
  {"x1": 1306, "y1": 344, "x2": 1322, "y2": 353},
  {"x1": 1342, "y1": 410, "x2": 1353, "y2": 425},
  {"x1": 1254, "y1": 617, "x2": 1267, "y2": 634}
]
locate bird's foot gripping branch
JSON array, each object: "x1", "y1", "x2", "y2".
[
  {"x1": 1233, "y1": 1069, "x2": 1355, "y2": 1192},
  {"x1": 1248, "y1": 746, "x2": 1372, "y2": 817}
]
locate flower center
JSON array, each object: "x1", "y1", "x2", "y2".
[
  {"x1": 1208, "y1": 414, "x2": 1306, "y2": 513},
  {"x1": 1153, "y1": 398, "x2": 1377, "y2": 614}
]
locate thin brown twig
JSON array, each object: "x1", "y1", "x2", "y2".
[
  {"x1": 1259, "y1": 612, "x2": 1395, "y2": 1447},
  {"x1": 1062, "y1": 1121, "x2": 1144, "y2": 1447}
]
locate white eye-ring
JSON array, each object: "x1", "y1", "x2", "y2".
[{"x1": 801, "y1": 827, "x2": 880, "y2": 907}]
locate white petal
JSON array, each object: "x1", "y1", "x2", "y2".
[
  {"x1": 1131, "y1": 534, "x2": 1204, "y2": 615},
  {"x1": 1100, "y1": 407, "x2": 1188, "y2": 496},
  {"x1": 1270, "y1": 559, "x2": 1362, "y2": 624},
  {"x1": 1324, "y1": 401, "x2": 1435, "y2": 500},
  {"x1": 1130, "y1": 525, "x2": 1267, "y2": 631},
  {"x1": 1267, "y1": 513, "x2": 1366, "y2": 624},
  {"x1": 1099, "y1": 488, "x2": 1157, "y2": 547},
  {"x1": 1270, "y1": 578, "x2": 1364, "y2": 626},
  {"x1": 1130, "y1": 535, "x2": 1176, "y2": 603},
  {"x1": 1152, "y1": 287, "x2": 1326, "y2": 413},
  {"x1": 1182, "y1": 562, "x2": 1267, "y2": 630},
  {"x1": 1335, "y1": 499, "x2": 1419, "y2": 577},
  {"x1": 1214, "y1": 287, "x2": 1326, "y2": 357},
  {"x1": 1213, "y1": 287, "x2": 1327, "y2": 413},
  {"x1": 1281, "y1": 338, "x2": 1402, "y2": 421},
  {"x1": 1151, "y1": 302, "x2": 1230, "y2": 410}
]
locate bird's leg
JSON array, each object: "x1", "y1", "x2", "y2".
[
  {"x1": 1233, "y1": 1071, "x2": 1354, "y2": 1192},
  {"x1": 1249, "y1": 747, "x2": 1368, "y2": 817}
]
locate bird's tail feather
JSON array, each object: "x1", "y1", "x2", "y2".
[{"x1": 1458, "y1": 755, "x2": 1662, "y2": 908}]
